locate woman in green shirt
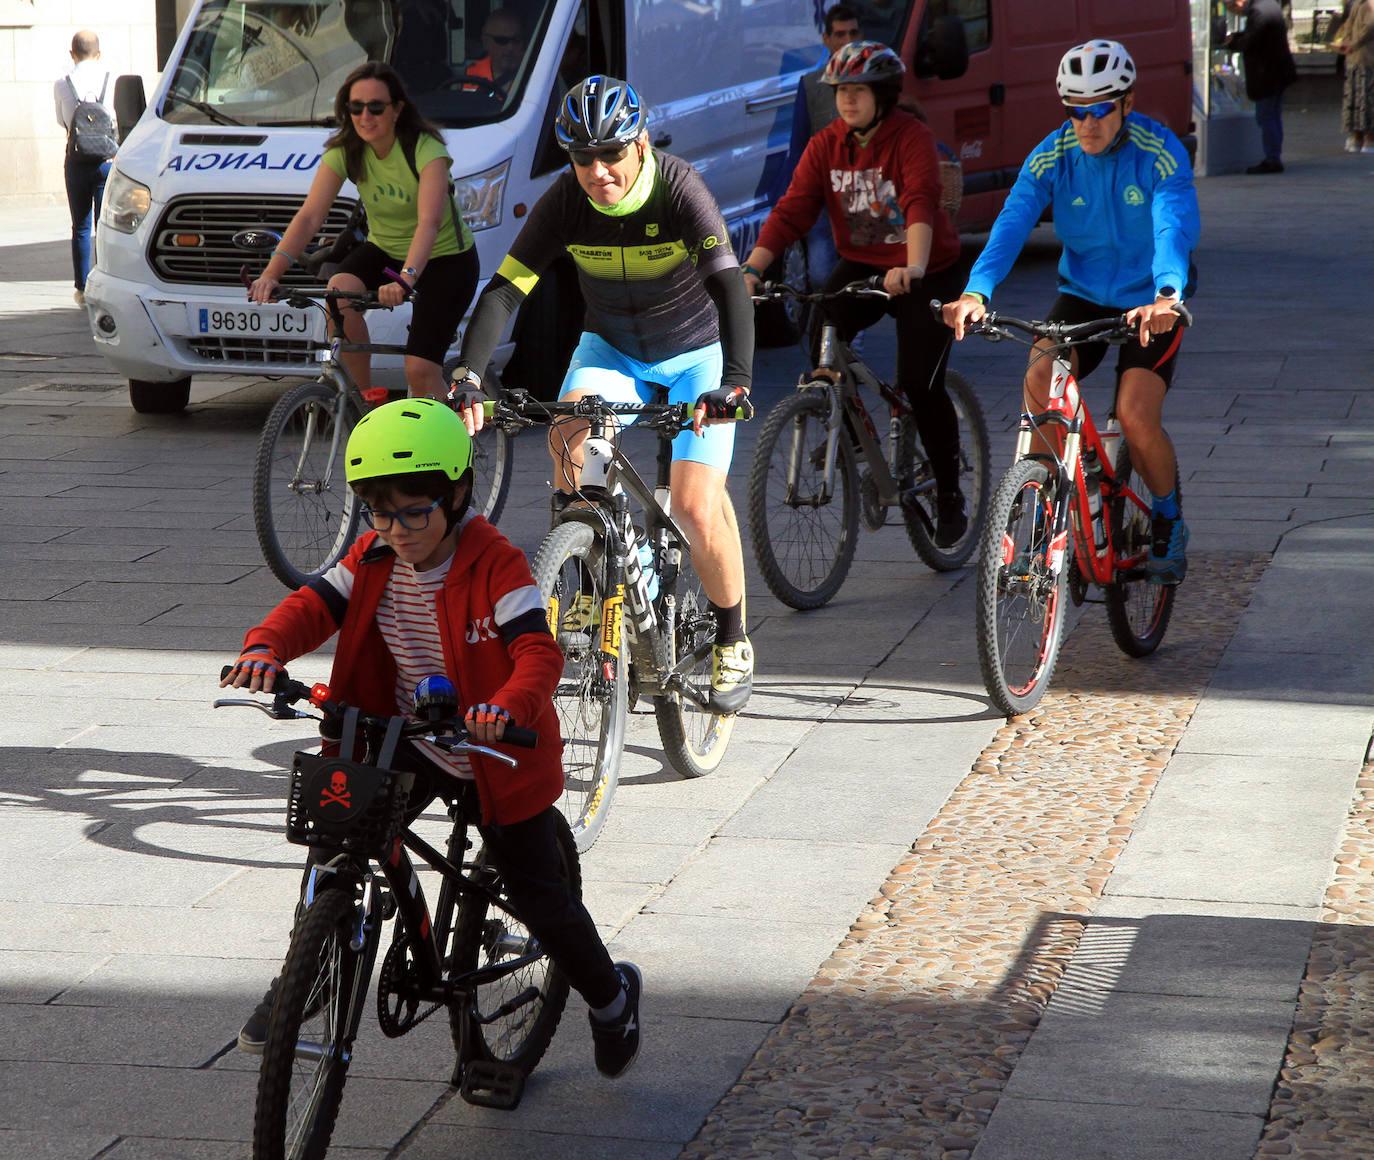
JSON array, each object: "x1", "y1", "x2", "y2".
[{"x1": 249, "y1": 62, "x2": 478, "y2": 400}]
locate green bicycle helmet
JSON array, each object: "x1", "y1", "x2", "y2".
[{"x1": 345, "y1": 398, "x2": 474, "y2": 484}]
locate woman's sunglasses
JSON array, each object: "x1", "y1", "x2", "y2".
[
  {"x1": 568, "y1": 143, "x2": 631, "y2": 168},
  {"x1": 1063, "y1": 98, "x2": 1121, "y2": 121},
  {"x1": 347, "y1": 99, "x2": 394, "y2": 117}
]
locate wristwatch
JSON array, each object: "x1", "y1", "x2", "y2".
[
  {"x1": 449, "y1": 364, "x2": 481, "y2": 389},
  {"x1": 401, "y1": 266, "x2": 419, "y2": 282},
  {"x1": 1157, "y1": 285, "x2": 1181, "y2": 303}
]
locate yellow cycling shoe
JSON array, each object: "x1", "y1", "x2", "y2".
[
  {"x1": 709, "y1": 637, "x2": 753, "y2": 714},
  {"x1": 560, "y1": 592, "x2": 598, "y2": 634}
]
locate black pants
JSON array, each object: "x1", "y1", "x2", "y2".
[
  {"x1": 813, "y1": 258, "x2": 965, "y2": 493},
  {"x1": 307, "y1": 742, "x2": 621, "y2": 1010}
]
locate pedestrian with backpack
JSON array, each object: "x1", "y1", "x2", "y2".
[
  {"x1": 248, "y1": 62, "x2": 478, "y2": 401},
  {"x1": 53, "y1": 30, "x2": 119, "y2": 306}
]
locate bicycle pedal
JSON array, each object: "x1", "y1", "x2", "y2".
[{"x1": 459, "y1": 1059, "x2": 526, "y2": 1110}]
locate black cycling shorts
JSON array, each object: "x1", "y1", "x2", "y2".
[
  {"x1": 1046, "y1": 292, "x2": 1184, "y2": 392},
  {"x1": 335, "y1": 241, "x2": 479, "y2": 365}
]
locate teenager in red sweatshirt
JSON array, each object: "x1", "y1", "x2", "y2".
[
  {"x1": 743, "y1": 41, "x2": 969, "y2": 545},
  {"x1": 221, "y1": 398, "x2": 642, "y2": 1079}
]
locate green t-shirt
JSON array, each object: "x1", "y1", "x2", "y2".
[{"x1": 323, "y1": 132, "x2": 473, "y2": 260}]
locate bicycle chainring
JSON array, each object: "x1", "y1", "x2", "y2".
[
  {"x1": 859, "y1": 471, "x2": 886, "y2": 531},
  {"x1": 377, "y1": 937, "x2": 430, "y2": 1037}
]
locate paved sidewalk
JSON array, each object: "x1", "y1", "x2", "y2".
[{"x1": 0, "y1": 82, "x2": 1371, "y2": 1159}]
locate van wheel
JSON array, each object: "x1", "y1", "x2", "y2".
[
  {"x1": 129, "y1": 377, "x2": 192, "y2": 414},
  {"x1": 754, "y1": 241, "x2": 810, "y2": 349},
  {"x1": 503, "y1": 256, "x2": 583, "y2": 401}
]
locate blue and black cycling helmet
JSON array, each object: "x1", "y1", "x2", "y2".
[{"x1": 555, "y1": 75, "x2": 645, "y2": 151}]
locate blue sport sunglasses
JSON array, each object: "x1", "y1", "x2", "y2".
[{"x1": 1064, "y1": 98, "x2": 1121, "y2": 121}]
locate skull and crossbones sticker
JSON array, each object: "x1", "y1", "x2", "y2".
[{"x1": 319, "y1": 768, "x2": 352, "y2": 810}]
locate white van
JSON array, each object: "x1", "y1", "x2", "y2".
[{"x1": 87, "y1": 0, "x2": 827, "y2": 412}]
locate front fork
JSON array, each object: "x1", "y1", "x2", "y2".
[{"x1": 1013, "y1": 419, "x2": 1080, "y2": 579}]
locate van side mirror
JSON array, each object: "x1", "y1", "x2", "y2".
[
  {"x1": 913, "y1": 11, "x2": 969, "y2": 81},
  {"x1": 114, "y1": 75, "x2": 147, "y2": 143}
]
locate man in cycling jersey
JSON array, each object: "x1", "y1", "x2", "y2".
[
  {"x1": 451, "y1": 75, "x2": 757, "y2": 711},
  {"x1": 943, "y1": 40, "x2": 1200, "y2": 585}
]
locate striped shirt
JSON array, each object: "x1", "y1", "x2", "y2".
[{"x1": 374, "y1": 553, "x2": 473, "y2": 780}]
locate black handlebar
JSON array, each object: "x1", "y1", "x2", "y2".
[
  {"x1": 217, "y1": 665, "x2": 538, "y2": 748},
  {"x1": 751, "y1": 276, "x2": 888, "y2": 304},
  {"x1": 929, "y1": 298, "x2": 1193, "y2": 342},
  {"x1": 493, "y1": 389, "x2": 695, "y2": 432}
]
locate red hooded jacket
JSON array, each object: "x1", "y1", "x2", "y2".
[
  {"x1": 758, "y1": 108, "x2": 960, "y2": 274},
  {"x1": 240, "y1": 518, "x2": 564, "y2": 826}
]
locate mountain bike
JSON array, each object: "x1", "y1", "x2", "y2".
[
  {"x1": 232, "y1": 236, "x2": 512, "y2": 590},
  {"x1": 747, "y1": 280, "x2": 991, "y2": 609},
  {"x1": 954, "y1": 304, "x2": 1191, "y2": 715},
  {"x1": 486, "y1": 389, "x2": 743, "y2": 850},
  {"x1": 214, "y1": 669, "x2": 569, "y2": 1159}
]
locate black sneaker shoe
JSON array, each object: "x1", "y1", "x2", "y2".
[
  {"x1": 237, "y1": 979, "x2": 279, "y2": 1055},
  {"x1": 1245, "y1": 158, "x2": 1284, "y2": 174},
  {"x1": 589, "y1": 962, "x2": 642, "y2": 1079},
  {"x1": 934, "y1": 489, "x2": 969, "y2": 548}
]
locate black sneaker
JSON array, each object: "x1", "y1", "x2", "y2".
[
  {"x1": 1245, "y1": 158, "x2": 1284, "y2": 174},
  {"x1": 237, "y1": 979, "x2": 279, "y2": 1055},
  {"x1": 935, "y1": 489, "x2": 969, "y2": 548},
  {"x1": 589, "y1": 962, "x2": 642, "y2": 1079}
]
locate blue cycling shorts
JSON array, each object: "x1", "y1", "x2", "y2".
[{"x1": 559, "y1": 332, "x2": 735, "y2": 472}]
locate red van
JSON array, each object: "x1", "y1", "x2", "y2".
[{"x1": 900, "y1": 0, "x2": 1195, "y2": 229}]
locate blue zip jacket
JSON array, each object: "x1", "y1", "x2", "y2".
[{"x1": 965, "y1": 112, "x2": 1200, "y2": 308}]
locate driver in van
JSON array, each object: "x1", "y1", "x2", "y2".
[
  {"x1": 247, "y1": 61, "x2": 479, "y2": 404},
  {"x1": 449, "y1": 75, "x2": 759, "y2": 715},
  {"x1": 464, "y1": 8, "x2": 527, "y2": 95}
]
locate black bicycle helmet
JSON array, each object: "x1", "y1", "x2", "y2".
[
  {"x1": 821, "y1": 41, "x2": 906, "y2": 88},
  {"x1": 555, "y1": 75, "x2": 645, "y2": 151}
]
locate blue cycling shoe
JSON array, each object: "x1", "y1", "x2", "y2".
[{"x1": 1147, "y1": 514, "x2": 1189, "y2": 585}]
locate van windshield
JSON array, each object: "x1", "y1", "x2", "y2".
[{"x1": 163, "y1": 0, "x2": 557, "y2": 128}]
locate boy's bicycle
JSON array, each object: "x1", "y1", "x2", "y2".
[
  {"x1": 952, "y1": 304, "x2": 1191, "y2": 715},
  {"x1": 232, "y1": 232, "x2": 512, "y2": 590},
  {"x1": 747, "y1": 280, "x2": 991, "y2": 609},
  {"x1": 214, "y1": 669, "x2": 567, "y2": 1159},
  {"x1": 486, "y1": 389, "x2": 742, "y2": 851}
]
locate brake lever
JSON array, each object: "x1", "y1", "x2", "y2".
[{"x1": 428, "y1": 735, "x2": 519, "y2": 768}]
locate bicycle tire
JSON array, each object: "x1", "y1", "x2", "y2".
[
  {"x1": 747, "y1": 388, "x2": 859, "y2": 610},
  {"x1": 655, "y1": 542, "x2": 736, "y2": 778},
  {"x1": 253, "y1": 888, "x2": 361, "y2": 1160},
  {"x1": 254, "y1": 379, "x2": 363, "y2": 590},
  {"x1": 976, "y1": 458, "x2": 1067, "y2": 716},
  {"x1": 472, "y1": 424, "x2": 513, "y2": 524},
  {"x1": 899, "y1": 370, "x2": 992, "y2": 572},
  {"x1": 529, "y1": 520, "x2": 626, "y2": 852},
  {"x1": 448, "y1": 815, "x2": 577, "y2": 1071},
  {"x1": 1104, "y1": 442, "x2": 1177, "y2": 658}
]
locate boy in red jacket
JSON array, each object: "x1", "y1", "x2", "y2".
[
  {"x1": 221, "y1": 398, "x2": 641, "y2": 1078},
  {"x1": 742, "y1": 41, "x2": 968, "y2": 546}
]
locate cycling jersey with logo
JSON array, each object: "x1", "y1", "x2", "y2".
[{"x1": 495, "y1": 150, "x2": 737, "y2": 363}]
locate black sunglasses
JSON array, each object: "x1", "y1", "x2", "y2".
[
  {"x1": 347, "y1": 99, "x2": 394, "y2": 117},
  {"x1": 1063, "y1": 98, "x2": 1121, "y2": 121},
  {"x1": 568, "y1": 143, "x2": 631, "y2": 168},
  {"x1": 485, "y1": 32, "x2": 522, "y2": 45}
]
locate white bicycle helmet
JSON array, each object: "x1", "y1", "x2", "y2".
[{"x1": 1056, "y1": 40, "x2": 1137, "y2": 100}]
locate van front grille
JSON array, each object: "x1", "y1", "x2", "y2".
[
  {"x1": 187, "y1": 336, "x2": 319, "y2": 366},
  {"x1": 149, "y1": 195, "x2": 358, "y2": 288}
]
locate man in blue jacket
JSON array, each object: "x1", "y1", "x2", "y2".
[{"x1": 943, "y1": 40, "x2": 1200, "y2": 585}]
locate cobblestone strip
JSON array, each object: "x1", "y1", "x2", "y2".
[
  {"x1": 1253, "y1": 756, "x2": 1374, "y2": 1158},
  {"x1": 684, "y1": 554, "x2": 1268, "y2": 1160}
]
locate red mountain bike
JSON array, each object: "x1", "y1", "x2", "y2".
[{"x1": 955, "y1": 305, "x2": 1191, "y2": 715}]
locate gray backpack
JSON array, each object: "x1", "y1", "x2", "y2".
[{"x1": 67, "y1": 74, "x2": 118, "y2": 161}]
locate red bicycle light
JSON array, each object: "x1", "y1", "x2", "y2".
[{"x1": 310, "y1": 683, "x2": 331, "y2": 707}]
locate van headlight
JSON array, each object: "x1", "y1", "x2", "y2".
[
  {"x1": 454, "y1": 160, "x2": 509, "y2": 232},
  {"x1": 102, "y1": 169, "x2": 153, "y2": 234}
]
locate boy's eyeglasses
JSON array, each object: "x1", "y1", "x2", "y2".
[
  {"x1": 347, "y1": 99, "x2": 394, "y2": 117},
  {"x1": 1063, "y1": 99, "x2": 1121, "y2": 121},
  {"x1": 568, "y1": 143, "x2": 630, "y2": 168},
  {"x1": 360, "y1": 499, "x2": 442, "y2": 531}
]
